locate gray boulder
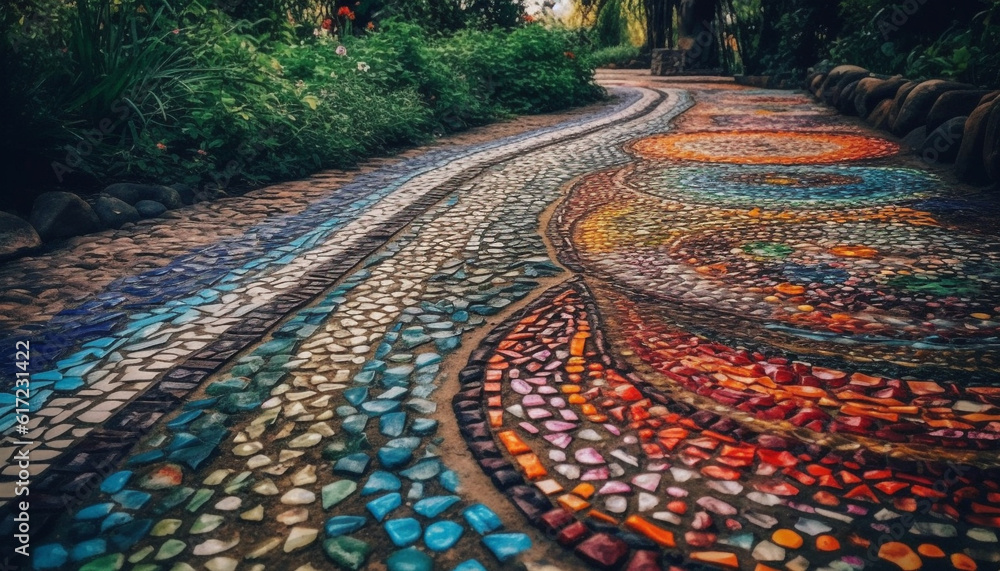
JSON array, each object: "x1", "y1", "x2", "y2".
[
  {"x1": 853, "y1": 76, "x2": 907, "y2": 118},
  {"x1": 902, "y1": 126, "x2": 927, "y2": 151},
  {"x1": 829, "y1": 70, "x2": 871, "y2": 108},
  {"x1": 809, "y1": 73, "x2": 826, "y2": 95},
  {"x1": 867, "y1": 99, "x2": 894, "y2": 130},
  {"x1": 817, "y1": 65, "x2": 866, "y2": 102},
  {"x1": 919, "y1": 116, "x2": 967, "y2": 164},
  {"x1": 926, "y1": 90, "x2": 995, "y2": 132},
  {"x1": 955, "y1": 100, "x2": 996, "y2": 184},
  {"x1": 887, "y1": 81, "x2": 920, "y2": 129},
  {"x1": 168, "y1": 183, "x2": 197, "y2": 205},
  {"x1": 835, "y1": 79, "x2": 863, "y2": 114},
  {"x1": 0, "y1": 211, "x2": 42, "y2": 259},
  {"x1": 104, "y1": 183, "x2": 183, "y2": 210},
  {"x1": 92, "y1": 195, "x2": 140, "y2": 229},
  {"x1": 891, "y1": 80, "x2": 974, "y2": 136},
  {"x1": 984, "y1": 101, "x2": 1000, "y2": 182},
  {"x1": 28, "y1": 191, "x2": 103, "y2": 241},
  {"x1": 135, "y1": 200, "x2": 167, "y2": 218}
]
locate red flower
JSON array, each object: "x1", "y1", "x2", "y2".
[
  {"x1": 156, "y1": 142, "x2": 167, "y2": 151},
  {"x1": 523, "y1": 14, "x2": 535, "y2": 23},
  {"x1": 366, "y1": 21, "x2": 375, "y2": 30},
  {"x1": 321, "y1": 18, "x2": 332, "y2": 30},
  {"x1": 337, "y1": 6, "x2": 351, "y2": 16},
  {"x1": 564, "y1": 51, "x2": 575, "y2": 59}
]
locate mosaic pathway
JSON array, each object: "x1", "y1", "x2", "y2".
[{"x1": 3, "y1": 74, "x2": 1000, "y2": 571}]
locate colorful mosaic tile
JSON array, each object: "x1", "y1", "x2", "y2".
[
  {"x1": 630, "y1": 165, "x2": 939, "y2": 209},
  {"x1": 630, "y1": 131, "x2": 900, "y2": 164},
  {"x1": 5, "y1": 76, "x2": 1000, "y2": 571}
]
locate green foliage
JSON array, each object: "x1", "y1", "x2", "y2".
[
  {"x1": 1, "y1": 0, "x2": 602, "y2": 206},
  {"x1": 592, "y1": 0, "x2": 627, "y2": 48},
  {"x1": 828, "y1": 0, "x2": 998, "y2": 85},
  {"x1": 723, "y1": 0, "x2": 1000, "y2": 84},
  {"x1": 584, "y1": 44, "x2": 642, "y2": 68},
  {"x1": 464, "y1": 0, "x2": 527, "y2": 30},
  {"x1": 369, "y1": 0, "x2": 468, "y2": 32},
  {"x1": 440, "y1": 25, "x2": 605, "y2": 114},
  {"x1": 728, "y1": 0, "x2": 840, "y2": 77}
]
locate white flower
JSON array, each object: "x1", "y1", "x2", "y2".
[
  {"x1": 336, "y1": 45, "x2": 347, "y2": 56},
  {"x1": 356, "y1": 61, "x2": 370, "y2": 72}
]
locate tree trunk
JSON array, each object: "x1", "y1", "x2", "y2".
[{"x1": 644, "y1": 0, "x2": 676, "y2": 51}]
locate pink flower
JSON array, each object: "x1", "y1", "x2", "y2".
[
  {"x1": 172, "y1": 28, "x2": 180, "y2": 34},
  {"x1": 196, "y1": 149, "x2": 208, "y2": 156},
  {"x1": 156, "y1": 142, "x2": 167, "y2": 150},
  {"x1": 336, "y1": 45, "x2": 347, "y2": 56}
]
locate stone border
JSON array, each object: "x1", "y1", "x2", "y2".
[{"x1": 804, "y1": 64, "x2": 1000, "y2": 186}]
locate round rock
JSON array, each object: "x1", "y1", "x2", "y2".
[
  {"x1": 28, "y1": 191, "x2": 102, "y2": 241},
  {"x1": 0, "y1": 211, "x2": 41, "y2": 258}
]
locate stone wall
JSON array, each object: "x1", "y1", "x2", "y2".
[{"x1": 805, "y1": 65, "x2": 1000, "y2": 186}]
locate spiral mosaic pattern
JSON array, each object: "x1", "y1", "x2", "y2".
[
  {"x1": 629, "y1": 165, "x2": 939, "y2": 209},
  {"x1": 669, "y1": 219, "x2": 1000, "y2": 326},
  {"x1": 630, "y1": 131, "x2": 900, "y2": 164},
  {"x1": 557, "y1": 172, "x2": 1000, "y2": 347}
]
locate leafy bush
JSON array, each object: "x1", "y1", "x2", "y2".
[
  {"x1": 441, "y1": 25, "x2": 605, "y2": 114},
  {"x1": 1, "y1": 0, "x2": 602, "y2": 209},
  {"x1": 727, "y1": 0, "x2": 998, "y2": 84},
  {"x1": 584, "y1": 44, "x2": 642, "y2": 68},
  {"x1": 829, "y1": 0, "x2": 993, "y2": 82}
]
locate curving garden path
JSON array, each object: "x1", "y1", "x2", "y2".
[{"x1": 2, "y1": 71, "x2": 1000, "y2": 571}]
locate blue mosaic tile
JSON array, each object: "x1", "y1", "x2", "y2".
[
  {"x1": 462, "y1": 504, "x2": 502, "y2": 535},
  {"x1": 384, "y1": 517, "x2": 422, "y2": 547},
  {"x1": 386, "y1": 547, "x2": 433, "y2": 571},
  {"x1": 33, "y1": 544, "x2": 69, "y2": 569},
  {"x1": 366, "y1": 492, "x2": 402, "y2": 522},
  {"x1": 482, "y1": 533, "x2": 532, "y2": 562},
  {"x1": 424, "y1": 521, "x2": 464, "y2": 552},
  {"x1": 324, "y1": 515, "x2": 367, "y2": 537},
  {"x1": 413, "y1": 495, "x2": 460, "y2": 518},
  {"x1": 99, "y1": 471, "x2": 132, "y2": 495},
  {"x1": 362, "y1": 470, "x2": 402, "y2": 496}
]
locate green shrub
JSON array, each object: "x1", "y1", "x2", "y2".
[
  {"x1": 1, "y1": 1, "x2": 602, "y2": 206},
  {"x1": 442, "y1": 25, "x2": 605, "y2": 114},
  {"x1": 584, "y1": 44, "x2": 641, "y2": 68}
]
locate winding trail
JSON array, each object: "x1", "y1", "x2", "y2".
[{"x1": 3, "y1": 72, "x2": 1000, "y2": 571}]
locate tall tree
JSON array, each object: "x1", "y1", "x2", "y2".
[{"x1": 580, "y1": 0, "x2": 721, "y2": 54}]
